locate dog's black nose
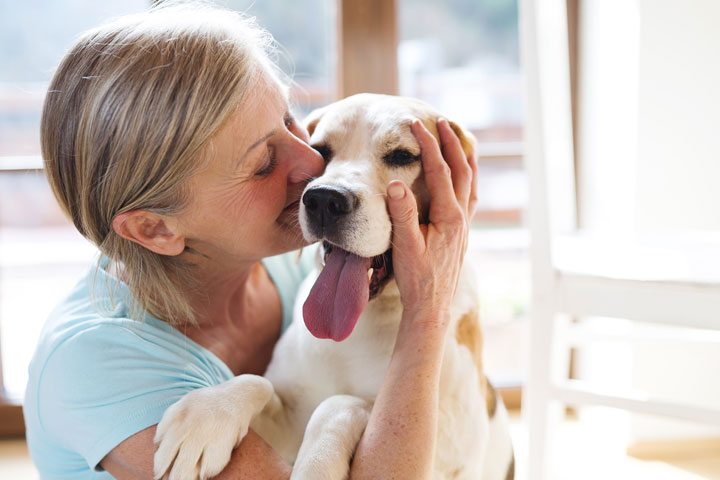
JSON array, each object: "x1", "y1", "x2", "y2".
[{"x1": 302, "y1": 186, "x2": 357, "y2": 227}]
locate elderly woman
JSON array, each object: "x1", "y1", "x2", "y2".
[{"x1": 23, "y1": 4, "x2": 476, "y2": 479}]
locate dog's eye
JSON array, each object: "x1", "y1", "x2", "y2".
[
  {"x1": 313, "y1": 144, "x2": 333, "y2": 163},
  {"x1": 383, "y1": 149, "x2": 420, "y2": 167}
]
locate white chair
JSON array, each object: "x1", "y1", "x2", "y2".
[{"x1": 520, "y1": 0, "x2": 720, "y2": 478}]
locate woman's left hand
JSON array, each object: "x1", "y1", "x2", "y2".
[{"x1": 385, "y1": 118, "x2": 478, "y2": 325}]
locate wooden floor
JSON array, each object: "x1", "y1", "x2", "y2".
[{"x1": 1, "y1": 411, "x2": 718, "y2": 479}]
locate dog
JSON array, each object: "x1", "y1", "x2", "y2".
[{"x1": 154, "y1": 94, "x2": 515, "y2": 480}]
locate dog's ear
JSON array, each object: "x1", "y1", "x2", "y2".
[
  {"x1": 448, "y1": 120, "x2": 477, "y2": 161},
  {"x1": 304, "y1": 106, "x2": 327, "y2": 137}
]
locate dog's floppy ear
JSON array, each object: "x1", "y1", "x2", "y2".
[
  {"x1": 304, "y1": 106, "x2": 327, "y2": 137},
  {"x1": 448, "y1": 120, "x2": 477, "y2": 161}
]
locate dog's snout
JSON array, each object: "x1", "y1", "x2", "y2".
[{"x1": 302, "y1": 186, "x2": 357, "y2": 227}]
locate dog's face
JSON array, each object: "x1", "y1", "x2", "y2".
[{"x1": 299, "y1": 93, "x2": 475, "y2": 341}]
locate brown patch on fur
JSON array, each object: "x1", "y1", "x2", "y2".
[
  {"x1": 418, "y1": 115, "x2": 476, "y2": 161},
  {"x1": 448, "y1": 120, "x2": 476, "y2": 160},
  {"x1": 505, "y1": 454, "x2": 515, "y2": 480},
  {"x1": 455, "y1": 310, "x2": 496, "y2": 417},
  {"x1": 410, "y1": 174, "x2": 431, "y2": 224},
  {"x1": 305, "y1": 115, "x2": 322, "y2": 136},
  {"x1": 409, "y1": 114, "x2": 476, "y2": 225},
  {"x1": 448, "y1": 467, "x2": 463, "y2": 479},
  {"x1": 485, "y1": 378, "x2": 498, "y2": 418},
  {"x1": 304, "y1": 105, "x2": 327, "y2": 137},
  {"x1": 455, "y1": 311, "x2": 483, "y2": 368}
]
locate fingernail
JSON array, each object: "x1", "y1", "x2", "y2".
[{"x1": 388, "y1": 183, "x2": 405, "y2": 200}]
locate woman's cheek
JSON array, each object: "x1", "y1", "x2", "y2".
[{"x1": 245, "y1": 182, "x2": 284, "y2": 216}]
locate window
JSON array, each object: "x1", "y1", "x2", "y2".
[{"x1": 217, "y1": 0, "x2": 338, "y2": 116}]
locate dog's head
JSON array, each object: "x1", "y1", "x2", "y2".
[{"x1": 299, "y1": 93, "x2": 475, "y2": 341}]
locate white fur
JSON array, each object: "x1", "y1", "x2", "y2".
[{"x1": 154, "y1": 94, "x2": 514, "y2": 480}]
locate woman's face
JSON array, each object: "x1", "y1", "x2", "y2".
[{"x1": 178, "y1": 79, "x2": 325, "y2": 266}]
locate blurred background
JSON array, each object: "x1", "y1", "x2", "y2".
[{"x1": 1, "y1": 0, "x2": 719, "y2": 479}]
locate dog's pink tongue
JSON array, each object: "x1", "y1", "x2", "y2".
[{"x1": 303, "y1": 247, "x2": 372, "y2": 342}]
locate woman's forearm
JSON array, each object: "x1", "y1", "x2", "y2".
[{"x1": 349, "y1": 309, "x2": 449, "y2": 479}]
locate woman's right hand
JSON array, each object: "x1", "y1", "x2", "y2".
[{"x1": 385, "y1": 118, "x2": 478, "y2": 330}]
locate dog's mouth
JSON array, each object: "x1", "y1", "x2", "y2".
[
  {"x1": 322, "y1": 241, "x2": 394, "y2": 299},
  {"x1": 302, "y1": 240, "x2": 394, "y2": 342}
]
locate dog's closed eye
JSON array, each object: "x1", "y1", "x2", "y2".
[
  {"x1": 313, "y1": 144, "x2": 333, "y2": 163},
  {"x1": 383, "y1": 148, "x2": 420, "y2": 167}
]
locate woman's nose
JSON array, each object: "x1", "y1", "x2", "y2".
[{"x1": 288, "y1": 137, "x2": 325, "y2": 184}]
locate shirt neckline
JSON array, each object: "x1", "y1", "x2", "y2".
[{"x1": 94, "y1": 256, "x2": 235, "y2": 380}]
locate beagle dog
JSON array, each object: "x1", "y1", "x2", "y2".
[{"x1": 154, "y1": 94, "x2": 515, "y2": 480}]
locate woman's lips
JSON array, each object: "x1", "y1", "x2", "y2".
[
  {"x1": 284, "y1": 200, "x2": 300, "y2": 211},
  {"x1": 278, "y1": 200, "x2": 300, "y2": 227}
]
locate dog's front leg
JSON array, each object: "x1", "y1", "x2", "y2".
[
  {"x1": 291, "y1": 395, "x2": 371, "y2": 480},
  {"x1": 153, "y1": 374, "x2": 274, "y2": 480}
]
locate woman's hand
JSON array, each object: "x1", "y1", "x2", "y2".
[
  {"x1": 386, "y1": 118, "x2": 478, "y2": 329},
  {"x1": 351, "y1": 121, "x2": 477, "y2": 479}
]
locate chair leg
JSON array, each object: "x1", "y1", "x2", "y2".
[{"x1": 524, "y1": 312, "x2": 570, "y2": 480}]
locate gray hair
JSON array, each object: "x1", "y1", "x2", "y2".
[{"x1": 42, "y1": 2, "x2": 284, "y2": 325}]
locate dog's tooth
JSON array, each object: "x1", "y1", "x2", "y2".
[{"x1": 367, "y1": 268, "x2": 374, "y2": 281}]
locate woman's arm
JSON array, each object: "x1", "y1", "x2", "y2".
[
  {"x1": 101, "y1": 426, "x2": 291, "y2": 480},
  {"x1": 349, "y1": 118, "x2": 477, "y2": 479},
  {"x1": 349, "y1": 312, "x2": 448, "y2": 479}
]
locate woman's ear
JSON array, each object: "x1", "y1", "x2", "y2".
[{"x1": 111, "y1": 211, "x2": 185, "y2": 256}]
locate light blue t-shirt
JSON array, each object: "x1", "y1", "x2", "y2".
[{"x1": 23, "y1": 247, "x2": 318, "y2": 479}]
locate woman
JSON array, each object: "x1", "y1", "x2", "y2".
[{"x1": 24, "y1": 3, "x2": 477, "y2": 479}]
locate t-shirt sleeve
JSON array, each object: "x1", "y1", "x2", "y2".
[{"x1": 35, "y1": 322, "x2": 225, "y2": 471}]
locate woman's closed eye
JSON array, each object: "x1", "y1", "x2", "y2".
[
  {"x1": 255, "y1": 146, "x2": 278, "y2": 177},
  {"x1": 253, "y1": 113, "x2": 298, "y2": 177}
]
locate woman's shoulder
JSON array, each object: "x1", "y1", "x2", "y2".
[
  {"x1": 23, "y1": 311, "x2": 231, "y2": 475},
  {"x1": 24, "y1": 265, "x2": 234, "y2": 457},
  {"x1": 32, "y1": 260, "x2": 155, "y2": 361},
  {"x1": 28, "y1": 260, "x2": 232, "y2": 393}
]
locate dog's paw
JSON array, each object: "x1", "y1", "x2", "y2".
[
  {"x1": 292, "y1": 395, "x2": 371, "y2": 480},
  {"x1": 153, "y1": 374, "x2": 274, "y2": 480}
]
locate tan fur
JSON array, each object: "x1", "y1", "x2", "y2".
[
  {"x1": 305, "y1": 112, "x2": 323, "y2": 137},
  {"x1": 454, "y1": 310, "x2": 496, "y2": 417},
  {"x1": 505, "y1": 455, "x2": 515, "y2": 480},
  {"x1": 418, "y1": 117, "x2": 475, "y2": 160},
  {"x1": 486, "y1": 378, "x2": 498, "y2": 418},
  {"x1": 449, "y1": 120, "x2": 476, "y2": 159}
]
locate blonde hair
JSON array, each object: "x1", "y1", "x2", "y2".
[{"x1": 42, "y1": 2, "x2": 284, "y2": 325}]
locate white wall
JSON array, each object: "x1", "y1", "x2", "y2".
[
  {"x1": 631, "y1": 0, "x2": 720, "y2": 442},
  {"x1": 637, "y1": 0, "x2": 720, "y2": 233},
  {"x1": 576, "y1": 0, "x2": 640, "y2": 233},
  {"x1": 576, "y1": 0, "x2": 720, "y2": 443}
]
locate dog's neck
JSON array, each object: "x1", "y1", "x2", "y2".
[{"x1": 356, "y1": 279, "x2": 404, "y2": 335}]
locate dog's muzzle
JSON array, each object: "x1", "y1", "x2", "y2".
[{"x1": 302, "y1": 185, "x2": 358, "y2": 239}]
